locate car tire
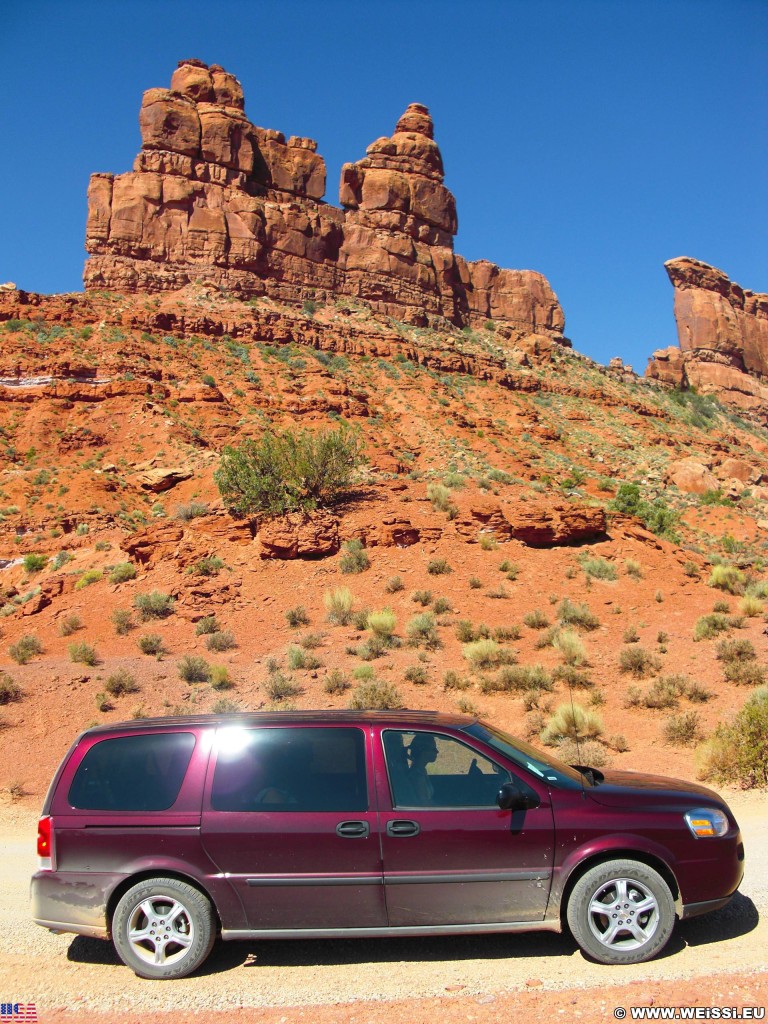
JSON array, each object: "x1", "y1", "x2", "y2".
[
  {"x1": 112, "y1": 877, "x2": 216, "y2": 980},
  {"x1": 566, "y1": 859, "x2": 676, "y2": 965}
]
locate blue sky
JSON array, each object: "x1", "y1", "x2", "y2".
[{"x1": 2, "y1": 0, "x2": 766, "y2": 371}]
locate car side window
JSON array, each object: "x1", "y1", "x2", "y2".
[
  {"x1": 383, "y1": 730, "x2": 511, "y2": 808},
  {"x1": 211, "y1": 727, "x2": 368, "y2": 812}
]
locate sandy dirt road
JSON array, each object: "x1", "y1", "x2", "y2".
[{"x1": 0, "y1": 791, "x2": 765, "y2": 1023}]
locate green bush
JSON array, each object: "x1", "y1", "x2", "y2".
[
  {"x1": 112, "y1": 609, "x2": 134, "y2": 635},
  {"x1": 698, "y1": 688, "x2": 768, "y2": 787},
  {"x1": 134, "y1": 591, "x2": 175, "y2": 620},
  {"x1": 580, "y1": 555, "x2": 617, "y2": 581},
  {"x1": 75, "y1": 569, "x2": 102, "y2": 590},
  {"x1": 619, "y1": 645, "x2": 661, "y2": 678},
  {"x1": 286, "y1": 606, "x2": 310, "y2": 628},
  {"x1": 59, "y1": 613, "x2": 83, "y2": 637},
  {"x1": 406, "y1": 612, "x2": 440, "y2": 649},
  {"x1": 433, "y1": 597, "x2": 451, "y2": 615},
  {"x1": 215, "y1": 423, "x2": 366, "y2": 516},
  {"x1": 426, "y1": 483, "x2": 454, "y2": 513},
  {"x1": 109, "y1": 562, "x2": 137, "y2": 584},
  {"x1": 558, "y1": 598, "x2": 600, "y2": 631},
  {"x1": 709, "y1": 564, "x2": 746, "y2": 595},
  {"x1": 287, "y1": 645, "x2": 323, "y2": 670},
  {"x1": 404, "y1": 664, "x2": 429, "y2": 685},
  {"x1": 480, "y1": 664, "x2": 552, "y2": 694},
  {"x1": 367, "y1": 609, "x2": 397, "y2": 640},
  {"x1": 105, "y1": 669, "x2": 139, "y2": 697},
  {"x1": 0, "y1": 672, "x2": 22, "y2": 705},
  {"x1": 349, "y1": 680, "x2": 403, "y2": 710},
  {"x1": 205, "y1": 630, "x2": 237, "y2": 652},
  {"x1": 188, "y1": 556, "x2": 224, "y2": 577},
  {"x1": 9, "y1": 635, "x2": 43, "y2": 664},
  {"x1": 554, "y1": 629, "x2": 587, "y2": 666},
  {"x1": 175, "y1": 501, "x2": 209, "y2": 521},
  {"x1": 427, "y1": 558, "x2": 452, "y2": 576},
  {"x1": 137, "y1": 633, "x2": 163, "y2": 656},
  {"x1": 23, "y1": 553, "x2": 48, "y2": 573},
  {"x1": 463, "y1": 639, "x2": 515, "y2": 670},
  {"x1": 69, "y1": 642, "x2": 98, "y2": 666},
  {"x1": 664, "y1": 711, "x2": 701, "y2": 747},
  {"x1": 339, "y1": 539, "x2": 370, "y2": 574},
  {"x1": 210, "y1": 665, "x2": 234, "y2": 691},
  {"x1": 411, "y1": 590, "x2": 432, "y2": 607},
  {"x1": 324, "y1": 669, "x2": 350, "y2": 695},
  {"x1": 178, "y1": 655, "x2": 211, "y2": 683},
  {"x1": 324, "y1": 587, "x2": 354, "y2": 625},
  {"x1": 264, "y1": 671, "x2": 301, "y2": 701},
  {"x1": 195, "y1": 615, "x2": 219, "y2": 635},
  {"x1": 541, "y1": 703, "x2": 603, "y2": 745},
  {"x1": 385, "y1": 576, "x2": 404, "y2": 594},
  {"x1": 523, "y1": 609, "x2": 549, "y2": 630},
  {"x1": 610, "y1": 483, "x2": 679, "y2": 541},
  {"x1": 693, "y1": 613, "x2": 734, "y2": 641}
]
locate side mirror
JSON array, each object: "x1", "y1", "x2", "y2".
[{"x1": 496, "y1": 782, "x2": 540, "y2": 812}]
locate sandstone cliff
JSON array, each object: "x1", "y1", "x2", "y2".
[
  {"x1": 647, "y1": 257, "x2": 768, "y2": 413},
  {"x1": 84, "y1": 59, "x2": 565, "y2": 341}
]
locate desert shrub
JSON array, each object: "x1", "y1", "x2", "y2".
[
  {"x1": 299, "y1": 631, "x2": 325, "y2": 650},
  {"x1": 552, "y1": 665, "x2": 593, "y2": 688},
  {"x1": 59, "y1": 613, "x2": 82, "y2": 636},
  {"x1": 406, "y1": 612, "x2": 440, "y2": 649},
  {"x1": 443, "y1": 669, "x2": 471, "y2": 691},
  {"x1": 697, "y1": 688, "x2": 768, "y2": 787},
  {"x1": 555, "y1": 738, "x2": 609, "y2": 768},
  {"x1": 109, "y1": 562, "x2": 137, "y2": 584},
  {"x1": 499, "y1": 560, "x2": 519, "y2": 581},
  {"x1": 411, "y1": 590, "x2": 433, "y2": 607},
  {"x1": 493, "y1": 625, "x2": 521, "y2": 642},
  {"x1": 426, "y1": 483, "x2": 454, "y2": 513},
  {"x1": 610, "y1": 483, "x2": 679, "y2": 541},
  {"x1": 105, "y1": 669, "x2": 139, "y2": 697},
  {"x1": 340, "y1": 539, "x2": 370, "y2": 574},
  {"x1": 404, "y1": 665, "x2": 429, "y2": 685},
  {"x1": 385, "y1": 576, "x2": 404, "y2": 594},
  {"x1": 137, "y1": 633, "x2": 164, "y2": 656},
  {"x1": 324, "y1": 587, "x2": 354, "y2": 625},
  {"x1": 352, "y1": 664, "x2": 375, "y2": 681},
  {"x1": 479, "y1": 534, "x2": 498, "y2": 551},
  {"x1": 367, "y1": 609, "x2": 397, "y2": 640},
  {"x1": 210, "y1": 665, "x2": 234, "y2": 691},
  {"x1": 95, "y1": 692, "x2": 113, "y2": 713},
  {"x1": 641, "y1": 677, "x2": 684, "y2": 710},
  {"x1": 554, "y1": 629, "x2": 587, "y2": 666},
  {"x1": 9, "y1": 635, "x2": 43, "y2": 664},
  {"x1": 739, "y1": 595, "x2": 764, "y2": 618},
  {"x1": 287, "y1": 645, "x2": 323, "y2": 670},
  {"x1": 427, "y1": 558, "x2": 452, "y2": 576},
  {"x1": 712, "y1": 599, "x2": 731, "y2": 613},
  {"x1": 215, "y1": 423, "x2": 366, "y2": 516},
  {"x1": 355, "y1": 635, "x2": 387, "y2": 661},
  {"x1": 523, "y1": 609, "x2": 549, "y2": 630},
  {"x1": 52, "y1": 550, "x2": 72, "y2": 570},
  {"x1": 433, "y1": 597, "x2": 451, "y2": 615},
  {"x1": 468, "y1": 576, "x2": 482, "y2": 589},
  {"x1": 723, "y1": 662, "x2": 767, "y2": 686},
  {"x1": 324, "y1": 669, "x2": 350, "y2": 694},
  {"x1": 558, "y1": 598, "x2": 600, "y2": 631},
  {"x1": 112, "y1": 608, "x2": 134, "y2": 635},
  {"x1": 285, "y1": 605, "x2": 310, "y2": 628},
  {"x1": 264, "y1": 671, "x2": 301, "y2": 701},
  {"x1": 541, "y1": 703, "x2": 603, "y2": 745},
  {"x1": 175, "y1": 501, "x2": 209, "y2": 521},
  {"x1": 195, "y1": 615, "x2": 219, "y2": 635},
  {"x1": 205, "y1": 630, "x2": 237, "y2": 652},
  {"x1": 75, "y1": 569, "x2": 102, "y2": 590},
  {"x1": 622, "y1": 625, "x2": 640, "y2": 644},
  {"x1": 23, "y1": 553, "x2": 48, "y2": 573},
  {"x1": 188, "y1": 556, "x2": 225, "y2": 577},
  {"x1": 481, "y1": 664, "x2": 552, "y2": 694},
  {"x1": 663, "y1": 711, "x2": 701, "y2": 747},
  {"x1": 349, "y1": 680, "x2": 403, "y2": 710},
  {"x1": 134, "y1": 590, "x2": 175, "y2": 620},
  {"x1": 456, "y1": 619, "x2": 477, "y2": 643},
  {"x1": 619, "y1": 645, "x2": 661, "y2": 678},
  {"x1": 211, "y1": 698, "x2": 240, "y2": 714},
  {"x1": 352, "y1": 608, "x2": 372, "y2": 631},
  {"x1": 178, "y1": 655, "x2": 211, "y2": 683},
  {"x1": 486, "y1": 585, "x2": 509, "y2": 600},
  {"x1": 69, "y1": 642, "x2": 98, "y2": 666},
  {"x1": 716, "y1": 638, "x2": 756, "y2": 664},
  {"x1": 625, "y1": 559, "x2": 643, "y2": 579},
  {"x1": 686, "y1": 681, "x2": 713, "y2": 703},
  {"x1": 709, "y1": 564, "x2": 746, "y2": 596},
  {"x1": 0, "y1": 673, "x2": 21, "y2": 705},
  {"x1": 683, "y1": 560, "x2": 701, "y2": 579},
  {"x1": 463, "y1": 638, "x2": 515, "y2": 670},
  {"x1": 580, "y1": 555, "x2": 617, "y2": 581},
  {"x1": 693, "y1": 612, "x2": 734, "y2": 641}
]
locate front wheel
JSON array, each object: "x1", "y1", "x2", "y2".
[
  {"x1": 566, "y1": 859, "x2": 676, "y2": 965},
  {"x1": 112, "y1": 877, "x2": 216, "y2": 979}
]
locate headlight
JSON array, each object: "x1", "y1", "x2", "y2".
[{"x1": 684, "y1": 808, "x2": 729, "y2": 838}]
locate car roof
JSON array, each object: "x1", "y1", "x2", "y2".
[{"x1": 81, "y1": 709, "x2": 476, "y2": 736}]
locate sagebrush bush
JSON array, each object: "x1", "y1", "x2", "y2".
[
  {"x1": 554, "y1": 629, "x2": 587, "y2": 666},
  {"x1": 462, "y1": 638, "x2": 515, "y2": 670},
  {"x1": 69, "y1": 642, "x2": 98, "y2": 666},
  {"x1": 426, "y1": 483, "x2": 454, "y2": 513},
  {"x1": 188, "y1": 556, "x2": 224, "y2": 577},
  {"x1": 716, "y1": 638, "x2": 756, "y2": 664},
  {"x1": 134, "y1": 591, "x2": 175, "y2": 620},
  {"x1": 75, "y1": 569, "x2": 102, "y2": 590},
  {"x1": 299, "y1": 631, "x2": 324, "y2": 650},
  {"x1": 23, "y1": 553, "x2": 47, "y2": 573},
  {"x1": 195, "y1": 615, "x2": 219, "y2": 635},
  {"x1": 0, "y1": 673, "x2": 21, "y2": 705},
  {"x1": 324, "y1": 587, "x2": 354, "y2": 625},
  {"x1": 264, "y1": 671, "x2": 301, "y2": 701},
  {"x1": 625, "y1": 559, "x2": 643, "y2": 579},
  {"x1": 59, "y1": 613, "x2": 82, "y2": 637},
  {"x1": 210, "y1": 665, "x2": 234, "y2": 691},
  {"x1": 285, "y1": 605, "x2": 310, "y2": 628},
  {"x1": 541, "y1": 703, "x2": 603, "y2": 745},
  {"x1": 697, "y1": 688, "x2": 768, "y2": 787},
  {"x1": 411, "y1": 590, "x2": 432, "y2": 607},
  {"x1": 556, "y1": 738, "x2": 609, "y2": 768},
  {"x1": 739, "y1": 595, "x2": 764, "y2": 617},
  {"x1": 211, "y1": 698, "x2": 240, "y2": 714},
  {"x1": 523, "y1": 609, "x2": 549, "y2": 630},
  {"x1": 175, "y1": 501, "x2": 209, "y2": 521},
  {"x1": 385, "y1": 576, "x2": 404, "y2": 594},
  {"x1": 112, "y1": 608, "x2": 134, "y2": 635},
  {"x1": 664, "y1": 711, "x2": 701, "y2": 747},
  {"x1": 324, "y1": 669, "x2": 350, "y2": 695},
  {"x1": 205, "y1": 630, "x2": 237, "y2": 653},
  {"x1": 367, "y1": 609, "x2": 397, "y2": 640},
  {"x1": 619, "y1": 645, "x2": 661, "y2": 678},
  {"x1": 558, "y1": 598, "x2": 600, "y2": 630},
  {"x1": 349, "y1": 680, "x2": 403, "y2": 710},
  {"x1": 709, "y1": 564, "x2": 746, "y2": 595},
  {"x1": 178, "y1": 655, "x2": 211, "y2": 683},
  {"x1": 693, "y1": 612, "x2": 734, "y2": 641},
  {"x1": 443, "y1": 669, "x2": 470, "y2": 691},
  {"x1": 105, "y1": 669, "x2": 139, "y2": 697},
  {"x1": 427, "y1": 558, "x2": 452, "y2": 576},
  {"x1": 723, "y1": 661, "x2": 767, "y2": 686},
  {"x1": 340, "y1": 539, "x2": 370, "y2": 574},
  {"x1": 433, "y1": 597, "x2": 451, "y2": 615},
  {"x1": 404, "y1": 664, "x2": 429, "y2": 685},
  {"x1": 9, "y1": 635, "x2": 43, "y2": 665},
  {"x1": 287, "y1": 645, "x2": 323, "y2": 670},
  {"x1": 137, "y1": 633, "x2": 163, "y2": 656},
  {"x1": 109, "y1": 562, "x2": 137, "y2": 584},
  {"x1": 580, "y1": 555, "x2": 617, "y2": 581},
  {"x1": 215, "y1": 423, "x2": 366, "y2": 516}
]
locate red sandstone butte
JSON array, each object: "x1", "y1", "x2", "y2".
[
  {"x1": 84, "y1": 60, "x2": 565, "y2": 344},
  {"x1": 646, "y1": 257, "x2": 768, "y2": 414}
]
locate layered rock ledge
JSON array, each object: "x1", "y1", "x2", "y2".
[{"x1": 84, "y1": 59, "x2": 565, "y2": 341}]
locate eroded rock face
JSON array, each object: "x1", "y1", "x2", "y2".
[
  {"x1": 84, "y1": 60, "x2": 564, "y2": 340},
  {"x1": 646, "y1": 258, "x2": 768, "y2": 414}
]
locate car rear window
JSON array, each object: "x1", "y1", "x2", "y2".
[
  {"x1": 68, "y1": 732, "x2": 196, "y2": 811},
  {"x1": 211, "y1": 726, "x2": 367, "y2": 812}
]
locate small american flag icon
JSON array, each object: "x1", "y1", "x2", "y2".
[{"x1": 0, "y1": 1005, "x2": 37, "y2": 1023}]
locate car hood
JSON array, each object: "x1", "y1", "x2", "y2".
[{"x1": 586, "y1": 769, "x2": 726, "y2": 808}]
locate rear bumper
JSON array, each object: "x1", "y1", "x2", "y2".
[
  {"x1": 680, "y1": 893, "x2": 736, "y2": 920},
  {"x1": 31, "y1": 870, "x2": 113, "y2": 939}
]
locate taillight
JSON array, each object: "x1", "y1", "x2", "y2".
[{"x1": 37, "y1": 815, "x2": 53, "y2": 865}]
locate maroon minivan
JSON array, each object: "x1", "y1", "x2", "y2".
[{"x1": 31, "y1": 710, "x2": 744, "y2": 979}]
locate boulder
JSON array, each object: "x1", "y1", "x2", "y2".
[
  {"x1": 257, "y1": 511, "x2": 339, "y2": 559},
  {"x1": 665, "y1": 458, "x2": 718, "y2": 494}
]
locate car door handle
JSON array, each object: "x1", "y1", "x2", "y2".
[
  {"x1": 386, "y1": 819, "x2": 420, "y2": 838},
  {"x1": 336, "y1": 820, "x2": 370, "y2": 838}
]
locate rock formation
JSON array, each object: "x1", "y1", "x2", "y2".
[
  {"x1": 647, "y1": 257, "x2": 768, "y2": 413},
  {"x1": 84, "y1": 59, "x2": 565, "y2": 340}
]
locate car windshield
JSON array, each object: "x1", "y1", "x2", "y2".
[{"x1": 463, "y1": 721, "x2": 589, "y2": 789}]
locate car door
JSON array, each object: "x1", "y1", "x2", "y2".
[
  {"x1": 201, "y1": 724, "x2": 386, "y2": 930},
  {"x1": 377, "y1": 728, "x2": 554, "y2": 927}
]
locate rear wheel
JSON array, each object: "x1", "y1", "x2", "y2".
[
  {"x1": 566, "y1": 859, "x2": 676, "y2": 965},
  {"x1": 112, "y1": 877, "x2": 215, "y2": 979}
]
